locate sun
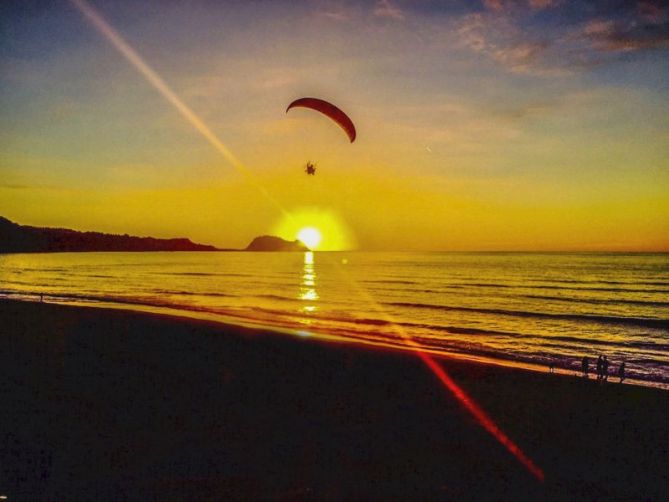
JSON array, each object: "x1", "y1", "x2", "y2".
[
  {"x1": 297, "y1": 227, "x2": 322, "y2": 250},
  {"x1": 273, "y1": 207, "x2": 356, "y2": 251}
]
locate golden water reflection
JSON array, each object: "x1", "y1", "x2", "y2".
[{"x1": 299, "y1": 251, "x2": 319, "y2": 313}]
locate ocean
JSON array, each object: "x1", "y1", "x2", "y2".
[{"x1": 1, "y1": 251, "x2": 668, "y2": 388}]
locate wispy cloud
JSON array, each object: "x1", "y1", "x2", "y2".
[
  {"x1": 483, "y1": 0, "x2": 560, "y2": 14},
  {"x1": 581, "y1": 17, "x2": 669, "y2": 52},
  {"x1": 528, "y1": 0, "x2": 560, "y2": 11},
  {"x1": 457, "y1": 13, "x2": 571, "y2": 76},
  {"x1": 455, "y1": 0, "x2": 669, "y2": 76},
  {"x1": 374, "y1": 0, "x2": 405, "y2": 21},
  {"x1": 312, "y1": 1, "x2": 356, "y2": 23},
  {"x1": 638, "y1": 0, "x2": 667, "y2": 23},
  {"x1": 483, "y1": 0, "x2": 507, "y2": 13},
  {"x1": 320, "y1": 9, "x2": 351, "y2": 22},
  {"x1": 490, "y1": 41, "x2": 556, "y2": 75}
]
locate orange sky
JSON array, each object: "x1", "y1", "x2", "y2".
[{"x1": 1, "y1": 0, "x2": 668, "y2": 251}]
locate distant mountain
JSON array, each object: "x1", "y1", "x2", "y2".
[
  {"x1": 245, "y1": 235, "x2": 309, "y2": 252},
  {"x1": 0, "y1": 216, "x2": 220, "y2": 253}
]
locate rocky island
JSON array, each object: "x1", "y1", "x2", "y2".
[{"x1": 245, "y1": 235, "x2": 310, "y2": 252}]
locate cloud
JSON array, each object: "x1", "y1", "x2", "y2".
[
  {"x1": 457, "y1": 13, "x2": 572, "y2": 76},
  {"x1": 374, "y1": 0, "x2": 405, "y2": 20},
  {"x1": 473, "y1": 0, "x2": 561, "y2": 15},
  {"x1": 312, "y1": 2, "x2": 357, "y2": 23},
  {"x1": 637, "y1": 1, "x2": 667, "y2": 24},
  {"x1": 490, "y1": 41, "x2": 552, "y2": 74},
  {"x1": 483, "y1": 0, "x2": 560, "y2": 13},
  {"x1": 483, "y1": 0, "x2": 507, "y2": 12},
  {"x1": 528, "y1": 0, "x2": 559, "y2": 10},
  {"x1": 320, "y1": 9, "x2": 351, "y2": 22},
  {"x1": 455, "y1": 0, "x2": 669, "y2": 76},
  {"x1": 582, "y1": 17, "x2": 669, "y2": 52},
  {"x1": 560, "y1": 2, "x2": 669, "y2": 54}
]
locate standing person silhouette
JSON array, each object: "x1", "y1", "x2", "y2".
[
  {"x1": 602, "y1": 356, "x2": 610, "y2": 381},
  {"x1": 618, "y1": 361, "x2": 626, "y2": 383},
  {"x1": 581, "y1": 356, "x2": 589, "y2": 378},
  {"x1": 596, "y1": 355, "x2": 603, "y2": 380}
]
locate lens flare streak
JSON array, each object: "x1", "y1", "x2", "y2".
[
  {"x1": 69, "y1": 0, "x2": 290, "y2": 219},
  {"x1": 415, "y1": 342, "x2": 545, "y2": 481},
  {"x1": 328, "y1": 255, "x2": 545, "y2": 482}
]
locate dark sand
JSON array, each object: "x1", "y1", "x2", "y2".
[{"x1": 1, "y1": 299, "x2": 667, "y2": 501}]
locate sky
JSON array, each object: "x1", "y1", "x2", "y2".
[{"x1": 1, "y1": 0, "x2": 668, "y2": 251}]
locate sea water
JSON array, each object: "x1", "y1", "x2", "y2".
[{"x1": 1, "y1": 251, "x2": 667, "y2": 387}]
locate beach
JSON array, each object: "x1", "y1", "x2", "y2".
[{"x1": 1, "y1": 299, "x2": 667, "y2": 500}]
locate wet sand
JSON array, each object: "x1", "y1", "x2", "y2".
[{"x1": 1, "y1": 299, "x2": 667, "y2": 500}]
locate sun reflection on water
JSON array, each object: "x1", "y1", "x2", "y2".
[{"x1": 299, "y1": 251, "x2": 319, "y2": 314}]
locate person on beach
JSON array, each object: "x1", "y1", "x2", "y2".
[
  {"x1": 581, "y1": 356, "x2": 589, "y2": 377},
  {"x1": 596, "y1": 355, "x2": 603, "y2": 380},
  {"x1": 602, "y1": 355, "x2": 610, "y2": 381},
  {"x1": 618, "y1": 361, "x2": 626, "y2": 383}
]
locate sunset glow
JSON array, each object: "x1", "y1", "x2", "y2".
[
  {"x1": 297, "y1": 227, "x2": 322, "y2": 250},
  {"x1": 1, "y1": 1, "x2": 666, "y2": 251},
  {"x1": 273, "y1": 207, "x2": 355, "y2": 251}
]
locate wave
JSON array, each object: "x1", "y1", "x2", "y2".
[
  {"x1": 524, "y1": 277, "x2": 669, "y2": 287},
  {"x1": 327, "y1": 316, "x2": 669, "y2": 352},
  {"x1": 16, "y1": 267, "x2": 68, "y2": 272},
  {"x1": 444, "y1": 282, "x2": 669, "y2": 294},
  {"x1": 388, "y1": 289, "x2": 669, "y2": 308},
  {"x1": 362, "y1": 279, "x2": 418, "y2": 285},
  {"x1": 530, "y1": 284, "x2": 669, "y2": 294},
  {"x1": 153, "y1": 271, "x2": 247, "y2": 277},
  {"x1": 365, "y1": 336, "x2": 669, "y2": 384},
  {"x1": 386, "y1": 301, "x2": 669, "y2": 329},
  {"x1": 0, "y1": 290, "x2": 168, "y2": 309},
  {"x1": 370, "y1": 281, "x2": 669, "y2": 295},
  {"x1": 520, "y1": 294, "x2": 669, "y2": 308},
  {"x1": 626, "y1": 358, "x2": 669, "y2": 368},
  {"x1": 253, "y1": 293, "x2": 300, "y2": 303},
  {"x1": 545, "y1": 336, "x2": 669, "y2": 352},
  {"x1": 155, "y1": 289, "x2": 232, "y2": 297},
  {"x1": 250, "y1": 307, "x2": 666, "y2": 352}
]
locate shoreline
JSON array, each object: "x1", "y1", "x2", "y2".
[
  {"x1": 2, "y1": 298, "x2": 668, "y2": 499},
  {"x1": 3, "y1": 294, "x2": 666, "y2": 390}
]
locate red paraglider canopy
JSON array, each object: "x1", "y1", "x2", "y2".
[{"x1": 286, "y1": 97, "x2": 356, "y2": 143}]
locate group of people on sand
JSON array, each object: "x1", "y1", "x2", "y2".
[{"x1": 581, "y1": 355, "x2": 625, "y2": 383}]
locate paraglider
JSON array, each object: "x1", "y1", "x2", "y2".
[
  {"x1": 286, "y1": 97, "x2": 356, "y2": 143},
  {"x1": 287, "y1": 97, "x2": 356, "y2": 176}
]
